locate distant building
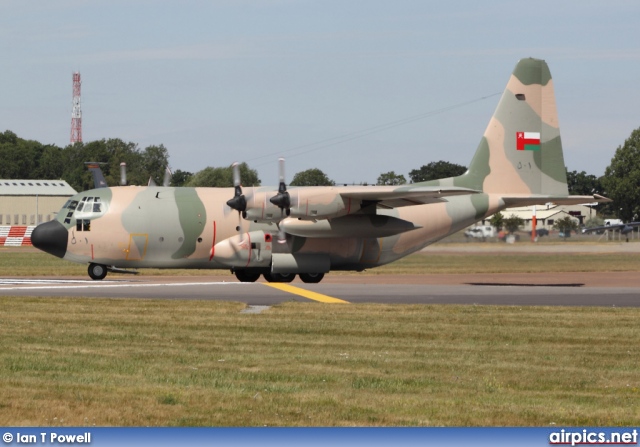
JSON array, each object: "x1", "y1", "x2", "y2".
[
  {"x1": 482, "y1": 203, "x2": 599, "y2": 232},
  {"x1": 0, "y1": 180, "x2": 77, "y2": 226}
]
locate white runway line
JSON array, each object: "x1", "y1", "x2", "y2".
[{"x1": 0, "y1": 280, "x2": 253, "y2": 291}]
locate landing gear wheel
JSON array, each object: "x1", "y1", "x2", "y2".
[
  {"x1": 234, "y1": 270, "x2": 261, "y2": 282},
  {"x1": 263, "y1": 272, "x2": 296, "y2": 283},
  {"x1": 88, "y1": 263, "x2": 107, "y2": 281},
  {"x1": 299, "y1": 273, "x2": 324, "y2": 284}
]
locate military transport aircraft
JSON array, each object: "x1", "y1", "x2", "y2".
[{"x1": 31, "y1": 58, "x2": 609, "y2": 283}]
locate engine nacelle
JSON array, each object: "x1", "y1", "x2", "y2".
[
  {"x1": 243, "y1": 188, "x2": 362, "y2": 222},
  {"x1": 211, "y1": 230, "x2": 273, "y2": 268}
]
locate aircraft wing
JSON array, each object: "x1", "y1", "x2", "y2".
[
  {"x1": 340, "y1": 186, "x2": 482, "y2": 208},
  {"x1": 502, "y1": 194, "x2": 611, "y2": 208}
]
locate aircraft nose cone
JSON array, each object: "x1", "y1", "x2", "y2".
[{"x1": 31, "y1": 220, "x2": 68, "y2": 258}]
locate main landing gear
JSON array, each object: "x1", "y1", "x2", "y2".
[{"x1": 233, "y1": 269, "x2": 325, "y2": 283}]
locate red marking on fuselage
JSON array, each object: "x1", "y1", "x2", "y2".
[{"x1": 91, "y1": 244, "x2": 94, "y2": 260}]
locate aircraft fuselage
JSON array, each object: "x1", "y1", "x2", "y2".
[{"x1": 33, "y1": 185, "x2": 498, "y2": 276}]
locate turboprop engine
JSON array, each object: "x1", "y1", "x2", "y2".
[{"x1": 243, "y1": 188, "x2": 360, "y2": 223}]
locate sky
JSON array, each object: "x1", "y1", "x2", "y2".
[{"x1": 1, "y1": 0, "x2": 639, "y2": 186}]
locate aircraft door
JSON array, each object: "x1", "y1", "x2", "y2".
[{"x1": 126, "y1": 233, "x2": 149, "y2": 261}]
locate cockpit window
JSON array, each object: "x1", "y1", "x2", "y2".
[{"x1": 63, "y1": 195, "x2": 106, "y2": 226}]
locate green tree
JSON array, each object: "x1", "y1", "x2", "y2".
[
  {"x1": 142, "y1": 144, "x2": 170, "y2": 186},
  {"x1": 584, "y1": 216, "x2": 605, "y2": 229},
  {"x1": 185, "y1": 163, "x2": 260, "y2": 188},
  {"x1": 601, "y1": 127, "x2": 640, "y2": 222},
  {"x1": 553, "y1": 216, "x2": 578, "y2": 239},
  {"x1": 290, "y1": 168, "x2": 335, "y2": 186},
  {"x1": 409, "y1": 161, "x2": 467, "y2": 183},
  {"x1": 0, "y1": 138, "x2": 39, "y2": 178},
  {"x1": 0, "y1": 130, "x2": 18, "y2": 145},
  {"x1": 566, "y1": 169, "x2": 602, "y2": 196},
  {"x1": 57, "y1": 138, "x2": 171, "y2": 190},
  {"x1": 377, "y1": 171, "x2": 406, "y2": 186},
  {"x1": 489, "y1": 212, "x2": 504, "y2": 231},
  {"x1": 170, "y1": 169, "x2": 193, "y2": 187},
  {"x1": 34, "y1": 145, "x2": 65, "y2": 179},
  {"x1": 503, "y1": 214, "x2": 524, "y2": 234}
]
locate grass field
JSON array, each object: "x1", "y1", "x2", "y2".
[
  {"x1": 2, "y1": 297, "x2": 640, "y2": 426},
  {"x1": 2, "y1": 246, "x2": 640, "y2": 426}
]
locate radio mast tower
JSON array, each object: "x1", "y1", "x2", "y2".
[{"x1": 70, "y1": 72, "x2": 82, "y2": 143}]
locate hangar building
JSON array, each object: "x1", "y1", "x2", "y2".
[{"x1": 0, "y1": 179, "x2": 77, "y2": 226}]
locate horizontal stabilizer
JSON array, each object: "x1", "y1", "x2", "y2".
[{"x1": 502, "y1": 194, "x2": 611, "y2": 208}]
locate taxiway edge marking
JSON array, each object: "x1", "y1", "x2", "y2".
[{"x1": 263, "y1": 283, "x2": 349, "y2": 304}]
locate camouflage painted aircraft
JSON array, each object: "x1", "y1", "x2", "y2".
[{"x1": 32, "y1": 58, "x2": 609, "y2": 282}]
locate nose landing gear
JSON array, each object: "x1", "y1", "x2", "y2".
[{"x1": 88, "y1": 263, "x2": 108, "y2": 280}]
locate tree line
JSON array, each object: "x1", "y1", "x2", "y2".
[
  {"x1": 2, "y1": 126, "x2": 640, "y2": 221},
  {"x1": 0, "y1": 130, "x2": 170, "y2": 192}
]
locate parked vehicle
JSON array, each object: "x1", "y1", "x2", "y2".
[
  {"x1": 464, "y1": 225, "x2": 495, "y2": 240},
  {"x1": 530, "y1": 228, "x2": 549, "y2": 237}
]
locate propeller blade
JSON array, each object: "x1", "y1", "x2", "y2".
[
  {"x1": 269, "y1": 157, "x2": 290, "y2": 212},
  {"x1": 226, "y1": 162, "x2": 247, "y2": 243},
  {"x1": 148, "y1": 176, "x2": 157, "y2": 187},
  {"x1": 276, "y1": 224, "x2": 287, "y2": 244},
  {"x1": 232, "y1": 161, "x2": 241, "y2": 187},
  {"x1": 163, "y1": 167, "x2": 172, "y2": 187},
  {"x1": 226, "y1": 162, "x2": 247, "y2": 213},
  {"x1": 278, "y1": 157, "x2": 285, "y2": 187},
  {"x1": 237, "y1": 211, "x2": 244, "y2": 243},
  {"x1": 120, "y1": 162, "x2": 127, "y2": 186}
]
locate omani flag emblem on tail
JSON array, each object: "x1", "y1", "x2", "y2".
[{"x1": 516, "y1": 131, "x2": 541, "y2": 151}]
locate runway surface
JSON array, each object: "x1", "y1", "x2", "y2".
[{"x1": 0, "y1": 273, "x2": 639, "y2": 307}]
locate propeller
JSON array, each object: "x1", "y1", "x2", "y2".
[
  {"x1": 148, "y1": 167, "x2": 172, "y2": 187},
  {"x1": 226, "y1": 162, "x2": 247, "y2": 241},
  {"x1": 269, "y1": 158, "x2": 290, "y2": 244},
  {"x1": 120, "y1": 162, "x2": 127, "y2": 186},
  {"x1": 163, "y1": 167, "x2": 172, "y2": 187}
]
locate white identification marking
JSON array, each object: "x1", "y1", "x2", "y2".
[{"x1": 0, "y1": 279, "x2": 119, "y2": 285}]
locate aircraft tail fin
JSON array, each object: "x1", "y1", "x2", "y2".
[
  {"x1": 85, "y1": 162, "x2": 108, "y2": 189},
  {"x1": 454, "y1": 58, "x2": 569, "y2": 196}
]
